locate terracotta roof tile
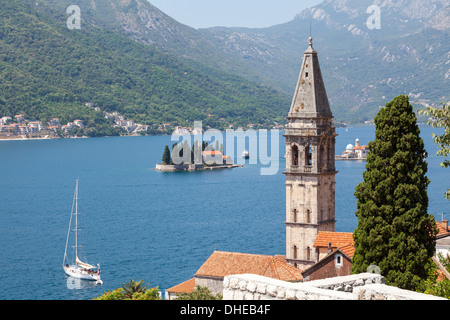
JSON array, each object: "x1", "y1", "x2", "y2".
[
  {"x1": 166, "y1": 278, "x2": 195, "y2": 294},
  {"x1": 195, "y1": 251, "x2": 303, "y2": 282},
  {"x1": 338, "y1": 243, "x2": 355, "y2": 259},
  {"x1": 202, "y1": 151, "x2": 223, "y2": 156},
  {"x1": 313, "y1": 231, "x2": 354, "y2": 249},
  {"x1": 436, "y1": 221, "x2": 450, "y2": 238}
]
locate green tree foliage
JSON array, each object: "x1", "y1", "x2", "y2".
[
  {"x1": 93, "y1": 279, "x2": 161, "y2": 300},
  {"x1": 121, "y1": 279, "x2": 150, "y2": 299},
  {"x1": 418, "y1": 254, "x2": 450, "y2": 299},
  {"x1": 174, "y1": 285, "x2": 222, "y2": 300},
  {"x1": 351, "y1": 95, "x2": 438, "y2": 291},
  {"x1": 93, "y1": 288, "x2": 126, "y2": 300},
  {"x1": 418, "y1": 103, "x2": 449, "y2": 201},
  {"x1": 418, "y1": 103, "x2": 450, "y2": 168},
  {"x1": 162, "y1": 145, "x2": 171, "y2": 165}
]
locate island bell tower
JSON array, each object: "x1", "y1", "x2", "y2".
[{"x1": 284, "y1": 37, "x2": 337, "y2": 270}]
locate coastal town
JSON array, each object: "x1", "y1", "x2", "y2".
[
  {"x1": 0, "y1": 103, "x2": 152, "y2": 140},
  {"x1": 0, "y1": 105, "x2": 294, "y2": 141}
]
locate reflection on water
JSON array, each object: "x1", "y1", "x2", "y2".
[{"x1": 66, "y1": 276, "x2": 101, "y2": 290}]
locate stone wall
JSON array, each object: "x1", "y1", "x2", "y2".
[{"x1": 223, "y1": 273, "x2": 447, "y2": 300}]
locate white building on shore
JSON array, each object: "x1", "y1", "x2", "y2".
[{"x1": 336, "y1": 138, "x2": 369, "y2": 160}]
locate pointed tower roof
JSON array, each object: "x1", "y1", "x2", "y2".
[{"x1": 288, "y1": 37, "x2": 332, "y2": 119}]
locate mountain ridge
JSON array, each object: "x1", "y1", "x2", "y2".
[
  {"x1": 0, "y1": 0, "x2": 289, "y2": 131},
  {"x1": 5, "y1": 0, "x2": 449, "y2": 125},
  {"x1": 33, "y1": 0, "x2": 448, "y2": 123}
]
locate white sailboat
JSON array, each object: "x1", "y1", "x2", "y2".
[{"x1": 63, "y1": 180, "x2": 102, "y2": 284}]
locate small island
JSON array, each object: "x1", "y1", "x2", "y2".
[
  {"x1": 156, "y1": 141, "x2": 242, "y2": 172},
  {"x1": 335, "y1": 138, "x2": 369, "y2": 161}
]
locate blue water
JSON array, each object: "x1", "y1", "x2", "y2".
[{"x1": 0, "y1": 125, "x2": 447, "y2": 300}]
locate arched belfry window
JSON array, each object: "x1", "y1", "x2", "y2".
[
  {"x1": 320, "y1": 144, "x2": 325, "y2": 168},
  {"x1": 292, "y1": 145, "x2": 299, "y2": 166},
  {"x1": 305, "y1": 145, "x2": 312, "y2": 166}
]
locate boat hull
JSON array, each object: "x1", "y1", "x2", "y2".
[{"x1": 63, "y1": 265, "x2": 101, "y2": 281}]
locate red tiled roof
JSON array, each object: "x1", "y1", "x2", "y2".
[
  {"x1": 436, "y1": 221, "x2": 450, "y2": 238},
  {"x1": 166, "y1": 278, "x2": 195, "y2": 294},
  {"x1": 195, "y1": 251, "x2": 303, "y2": 282},
  {"x1": 339, "y1": 244, "x2": 355, "y2": 259},
  {"x1": 202, "y1": 151, "x2": 223, "y2": 156},
  {"x1": 313, "y1": 231, "x2": 354, "y2": 249}
]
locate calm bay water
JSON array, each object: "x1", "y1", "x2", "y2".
[{"x1": 0, "y1": 125, "x2": 447, "y2": 300}]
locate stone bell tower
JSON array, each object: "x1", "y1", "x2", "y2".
[{"x1": 284, "y1": 37, "x2": 337, "y2": 270}]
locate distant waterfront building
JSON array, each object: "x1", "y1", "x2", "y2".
[
  {"x1": 335, "y1": 138, "x2": 369, "y2": 160},
  {"x1": 28, "y1": 121, "x2": 42, "y2": 133},
  {"x1": 49, "y1": 118, "x2": 61, "y2": 128},
  {"x1": 172, "y1": 126, "x2": 191, "y2": 135},
  {"x1": 1, "y1": 116, "x2": 12, "y2": 124},
  {"x1": 63, "y1": 122, "x2": 75, "y2": 133},
  {"x1": 15, "y1": 114, "x2": 25, "y2": 123},
  {"x1": 18, "y1": 125, "x2": 29, "y2": 135},
  {"x1": 74, "y1": 120, "x2": 85, "y2": 128},
  {"x1": 283, "y1": 36, "x2": 337, "y2": 271}
]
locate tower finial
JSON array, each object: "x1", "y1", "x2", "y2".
[{"x1": 309, "y1": 22, "x2": 313, "y2": 46}]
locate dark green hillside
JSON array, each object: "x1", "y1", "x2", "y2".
[{"x1": 0, "y1": 0, "x2": 289, "y2": 130}]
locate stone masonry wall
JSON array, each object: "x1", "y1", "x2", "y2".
[{"x1": 223, "y1": 273, "x2": 447, "y2": 300}]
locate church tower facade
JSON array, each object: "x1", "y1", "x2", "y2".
[{"x1": 284, "y1": 37, "x2": 337, "y2": 270}]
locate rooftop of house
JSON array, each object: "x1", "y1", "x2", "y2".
[
  {"x1": 201, "y1": 151, "x2": 223, "y2": 156},
  {"x1": 436, "y1": 220, "x2": 450, "y2": 238},
  {"x1": 313, "y1": 231, "x2": 354, "y2": 249},
  {"x1": 166, "y1": 278, "x2": 196, "y2": 294},
  {"x1": 195, "y1": 251, "x2": 304, "y2": 282},
  {"x1": 338, "y1": 243, "x2": 356, "y2": 259}
]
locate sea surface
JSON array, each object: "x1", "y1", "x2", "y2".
[{"x1": 0, "y1": 125, "x2": 447, "y2": 300}]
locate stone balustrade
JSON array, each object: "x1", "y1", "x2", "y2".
[{"x1": 223, "y1": 273, "x2": 447, "y2": 300}]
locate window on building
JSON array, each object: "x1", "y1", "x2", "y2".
[
  {"x1": 292, "y1": 145, "x2": 299, "y2": 166},
  {"x1": 335, "y1": 254, "x2": 343, "y2": 267},
  {"x1": 293, "y1": 209, "x2": 297, "y2": 222},
  {"x1": 293, "y1": 245, "x2": 297, "y2": 259},
  {"x1": 306, "y1": 209, "x2": 311, "y2": 224},
  {"x1": 305, "y1": 145, "x2": 312, "y2": 166}
]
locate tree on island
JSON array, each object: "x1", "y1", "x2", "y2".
[
  {"x1": 162, "y1": 145, "x2": 171, "y2": 165},
  {"x1": 351, "y1": 95, "x2": 438, "y2": 291}
]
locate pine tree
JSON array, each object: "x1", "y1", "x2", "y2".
[
  {"x1": 162, "y1": 145, "x2": 171, "y2": 165},
  {"x1": 351, "y1": 95, "x2": 438, "y2": 291}
]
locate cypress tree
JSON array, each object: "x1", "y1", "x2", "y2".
[
  {"x1": 351, "y1": 95, "x2": 437, "y2": 291},
  {"x1": 162, "y1": 145, "x2": 171, "y2": 165}
]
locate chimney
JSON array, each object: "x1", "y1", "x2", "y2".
[
  {"x1": 327, "y1": 242, "x2": 332, "y2": 253},
  {"x1": 443, "y1": 219, "x2": 448, "y2": 232}
]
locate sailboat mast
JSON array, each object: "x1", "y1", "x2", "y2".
[{"x1": 75, "y1": 180, "x2": 79, "y2": 263}]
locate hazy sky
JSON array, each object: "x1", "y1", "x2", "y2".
[{"x1": 148, "y1": 0, "x2": 323, "y2": 29}]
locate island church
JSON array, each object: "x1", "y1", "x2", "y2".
[{"x1": 165, "y1": 37, "x2": 356, "y2": 299}]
